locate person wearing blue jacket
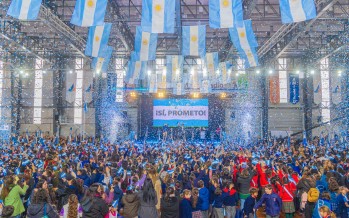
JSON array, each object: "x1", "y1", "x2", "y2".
[
  {"x1": 222, "y1": 183, "x2": 239, "y2": 218},
  {"x1": 313, "y1": 192, "x2": 332, "y2": 218},
  {"x1": 243, "y1": 188, "x2": 258, "y2": 218},
  {"x1": 197, "y1": 180, "x2": 209, "y2": 218},
  {"x1": 212, "y1": 188, "x2": 227, "y2": 218},
  {"x1": 254, "y1": 185, "x2": 282, "y2": 218},
  {"x1": 180, "y1": 189, "x2": 193, "y2": 218},
  {"x1": 335, "y1": 186, "x2": 349, "y2": 218}
]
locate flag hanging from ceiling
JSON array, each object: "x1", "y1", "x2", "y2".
[
  {"x1": 134, "y1": 26, "x2": 158, "y2": 61},
  {"x1": 289, "y1": 73, "x2": 299, "y2": 104},
  {"x1": 141, "y1": 0, "x2": 176, "y2": 33},
  {"x1": 7, "y1": 0, "x2": 42, "y2": 20},
  {"x1": 204, "y1": 52, "x2": 219, "y2": 80},
  {"x1": 279, "y1": 0, "x2": 316, "y2": 24},
  {"x1": 159, "y1": 67, "x2": 169, "y2": 89},
  {"x1": 174, "y1": 82, "x2": 184, "y2": 95},
  {"x1": 85, "y1": 23, "x2": 111, "y2": 57},
  {"x1": 219, "y1": 62, "x2": 232, "y2": 84},
  {"x1": 182, "y1": 25, "x2": 206, "y2": 57},
  {"x1": 91, "y1": 46, "x2": 113, "y2": 73},
  {"x1": 229, "y1": 20, "x2": 259, "y2": 68},
  {"x1": 126, "y1": 60, "x2": 147, "y2": 85},
  {"x1": 70, "y1": 0, "x2": 107, "y2": 27},
  {"x1": 149, "y1": 72, "x2": 158, "y2": 93},
  {"x1": 269, "y1": 74, "x2": 280, "y2": 104},
  {"x1": 209, "y1": 0, "x2": 243, "y2": 28},
  {"x1": 190, "y1": 69, "x2": 200, "y2": 90},
  {"x1": 166, "y1": 55, "x2": 184, "y2": 84}
]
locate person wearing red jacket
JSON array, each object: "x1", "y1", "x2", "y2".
[
  {"x1": 276, "y1": 177, "x2": 296, "y2": 218},
  {"x1": 256, "y1": 162, "x2": 269, "y2": 191},
  {"x1": 250, "y1": 174, "x2": 258, "y2": 189}
]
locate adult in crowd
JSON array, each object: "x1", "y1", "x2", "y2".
[
  {"x1": 27, "y1": 188, "x2": 59, "y2": 218},
  {"x1": 81, "y1": 183, "x2": 109, "y2": 218}
]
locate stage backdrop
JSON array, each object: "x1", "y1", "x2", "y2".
[{"x1": 153, "y1": 99, "x2": 208, "y2": 127}]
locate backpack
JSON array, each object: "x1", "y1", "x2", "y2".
[{"x1": 307, "y1": 188, "x2": 320, "y2": 202}]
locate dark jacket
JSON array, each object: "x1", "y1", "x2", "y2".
[
  {"x1": 197, "y1": 187, "x2": 209, "y2": 211},
  {"x1": 121, "y1": 193, "x2": 140, "y2": 218},
  {"x1": 81, "y1": 195, "x2": 109, "y2": 218},
  {"x1": 113, "y1": 185, "x2": 123, "y2": 208},
  {"x1": 77, "y1": 174, "x2": 91, "y2": 187},
  {"x1": 336, "y1": 194, "x2": 349, "y2": 218},
  {"x1": 57, "y1": 185, "x2": 78, "y2": 211},
  {"x1": 237, "y1": 171, "x2": 255, "y2": 194},
  {"x1": 297, "y1": 178, "x2": 316, "y2": 196},
  {"x1": 161, "y1": 196, "x2": 180, "y2": 218},
  {"x1": 243, "y1": 195, "x2": 257, "y2": 215},
  {"x1": 213, "y1": 193, "x2": 227, "y2": 208},
  {"x1": 254, "y1": 193, "x2": 282, "y2": 217},
  {"x1": 27, "y1": 203, "x2": 59, "y2": 218},
  {"x1": 138, "y1": 191, "x2": 158, "y2": 218},
  {"x1": 223, "y1": 189, "x2": 239, "y2": 206},
  {"x1": 179, "y1": 198, "x2": 192, "y2": 218}
]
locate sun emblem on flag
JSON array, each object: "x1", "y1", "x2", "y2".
[
  {"x1": 87, "y1": 0, "x2": 94, "y2": 7},
  {"x1": 95, "y1": 36, "x2": 100, "y2": 42},
  {"x1": 191, "y1": 35, "x2": 198, "y2": 42},
  {"x1": 154, "y1": 4, "x2": 162, "y2": 12},
  {"x1": 208, "y1": 63, "x2": 213, "y2": 69},
  {"x1": 239, "y1": 32, "x2": 246, "y2": 38},
  {"x1": 247, "y1": 52, "x2": 253, "y2": 57},
  {"x1": 222, "y1": 0, "x2": 230, "y2": 7},
  {"x1": 142, "y1": 39, "x2": 149, "y2": 45},
  {"x1": 136, "y1": 62, "x2": 141, "y2": 68}
]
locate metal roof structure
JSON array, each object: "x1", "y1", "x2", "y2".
[{"x1": 0, "y1": 0, "x2": 348, "y2": 67}]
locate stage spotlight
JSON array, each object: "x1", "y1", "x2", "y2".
[
  {"x1": 216, "y1": 69, "x2": 220, "y2": 75},
  {"x1": 69, "y1": 70, "x2": 73, "y2": 74},
  {"x1": 220, "y1": 92, "x2": 227, "y2": 98},
  {"x1": 96, "y1": 69, "x2": 101, "y2": 74},
  {"x1": 338, "y1": 70, "x2": 342, "y2": 76},
  {"x1": 147, "y1": 70, "x2": 151, "y2": 76},
  {"x1": 163, "y1": 67, "x2": 167, "y2": 75},
  {"x1": 203, "y1": 68, "x2": 207, "y2": 78},
  {"x1": 42, "y1": 70, "x2": 46, "y2": 74},
  {"x1": 235, "y1": 73, "x2": 239, "y2": 77},
  {"x1": 256, "y1": 70, "x2": 260, "y2": 74},
  {"x1": 192, "y1": 92, "x2": 200, "y2": 98},
  {"x1": 227, "y1": 69, "x2": 232, "y2": 75},
  {"x1": 310, "y1": 70, "x2": 315, "y2": 75},
  {"x1": 191, "y1": 68, "x2": 195, "y2": 75},
  {"x1": 130, "y1": 92, "x2": 137, "y2": 98},
  {"x1": 268, "y1": 70, "x2": 273, "y2": 74},
  {"x1": 158, "y1": 92, "x2": 165, "y2": 98},
  {"x1": 176, "y1": 69, "x2": 180, "y2": 75},
  {"x1": 20, "y1": 70, "x2": 24, "y2": 74},
  {"x1": 24, "y1": 73, "x2": 29, "y2": 77},
  {"x1": 296, "y1": 70, "x2": 300, "y2": 74}
]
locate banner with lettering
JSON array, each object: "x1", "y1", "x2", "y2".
[
  {"x1": 289, "y1": 74, "x2": 299, "y2": 104},
  {"x1": 269, "y1": 75, "x2": 280, "y2": 104}
]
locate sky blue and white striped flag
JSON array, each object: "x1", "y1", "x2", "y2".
[
  {"x1": 279, "y1": 0, "x2": 316, "y2": 24},
  {"x1": 303, "y1": 130, "x2": 307, "y2": 146},
  {"x1": 174, "y1": 82, "x2": 184, "y2": 95},
  {"x1": 149, "y1": 72, "x2": 158, "y2": 93},
  {"x1": 84, "y1": 102, "x2": 88, "y2": 113},
  {"x1": 141, "y1": 0, "x2": 176, "y2": 33},
  {"x1": 166, "y1": 55, "x2": 184, "y2": 84},
  {"x1": 126, "y1": 60, "x2": 147, "y2": 85},
  {"x1": 182, "y1": 25, "x2": 206, "y2": 57},
  {"x1": 7, "y1": 0, "x2": 42, "y2": 20},
  {"x1": 91, "y1": 46, "x2": 113, "y2": 73},
  {"x1": 240, "y1": 47, "x2": 259, "y2": 68},
  {"x1": 205, "y1": 52, "x2": 219, "y2": 80},
  {"x1": 209, "y1": 0, "x2": 243, "y2": 28},
  {"x1": 70, "y1": 0, "x2": 107, "y2": 27},
  {"x1": 219, "y1": 62, "x2": 232, "y2": 84},
  {"x1": 134, "y1": 26, "x2": 158, "y2": 61},
  {"x1": 85, "y1": 23, "x2": 111, "y2": 57}
]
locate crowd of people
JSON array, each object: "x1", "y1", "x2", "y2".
[{"x1": 0, "y1": 132, "x2": 347, "y2": 218}]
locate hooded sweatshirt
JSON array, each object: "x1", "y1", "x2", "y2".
[
  {"x1": 27, "y1": 203, "x2": 59, "y2": 218},
  {"x1": 121, "y1": 193, "x2": 140, "y2": 218}
]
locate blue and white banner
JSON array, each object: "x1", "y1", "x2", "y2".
[
  {"x1": 126, "y1": 59, "x2": 147, "y2": 85},
  {"x1": 279, "y1": 0, "x2": 316, "y2": 24},
  {"x1": 289, "y1": 74, "x2": 299, "y2": 104},
  {"x1": 134, "y1": 26, "x2": 158, "y2": 61},
  {"x1": 91, "y1": 46, "x2": 113, "y2": 73},
  {"x1": 149, "y1": 72, "x2": 158, "y2": 93},
  {"x1": 182, "y1": 25, "x2": 206, "y2": 57},
  {"x1": 153, "y1": 99, "x2": 208, "y2": 127},
  {"x1": 71, "y1": 0, "x2": 107, "y2": 27},
  {"x1": 166, "y1": 55, "x2": 184, "y2": 84},
  {"x1": 85, "y1": 23, "x2": 111, "y2": 57},
  {"x1": 205, "y1": 52, "x2": 219, "y2": 80},
  {"x1": 219, "y1": 62, "x2": 232, "y2": 84},
  {"x1": 141, "y1": 0, "x2": 176, "y2": 33},
  {"x1": 7, "y1": 0, "x2": 42, "y2": 20},
  {"x1": 209, "y1": 0, "x2": 243, "y2": 28}
]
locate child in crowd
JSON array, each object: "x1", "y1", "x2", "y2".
[
  {"x1": 319, "y1": 205, "x2": 336, "y2": 218},
  {"x1": 180, "y1": 189, "x2": 192, "y2": 218},
  {"x1": 335, "y1": 186, "x2": 349, "y2": 218},
  {"x1": 254, "y1": 185, "x2": 282, "y2": 218},
  {"x1": 243, "y1": 188, "x2": 258, "y2": 218}
]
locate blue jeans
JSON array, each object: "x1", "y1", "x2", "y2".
[{"x1": 240, "y1": 198, "x2": 246, "y2": 211}]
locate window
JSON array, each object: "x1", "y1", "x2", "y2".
[
  {"x1": 320, "y1": 58, "x2": 330, "y2": 123},
  {"x1": 0, "y1": 61, "x2": 3, "y2": 118},
  {"x1": 115, "y1": 58, "x2": 124, "y2": 103},
  {"x1": 74, "y1": 58, "x2": 83, "y2": 124},
  {"x1": 33, "y1": 59, "x2": 43, "y2": 124},
  {"x1": 278, "y1": 58, "x2": 288, "y2": 103}
]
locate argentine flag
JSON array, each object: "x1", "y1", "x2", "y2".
[
  {"x1": 141, "y1": 0, "x2": 176, "y2": 33},
  {"x1": 85, "y1": 23, "x2": 111, "y2": 57},
  {"x1": 239, "y1": 47, "x2": 259, "y2": 68},
  {"x1": 182, "y1": 25, "x2": 206, "y2": 57},
  {"x1": 149, "y1": 72, "x2": 158, "y2": 93},
  {"x1": 91, "y1": 46, "x2": 113, "y2": 73},
  {"x1": 134, "y1": 26, "x2": 158, "y2": 61},
  {"x1": 303, "y1": 130, "x2": 308, "y2": 146},
  {"x1": 166, "y1": 55, "x2": 184, "y2": 84},
  {"x1": 174, "y1": 82, "x2": 184, "y2": 95},
  {"x1": 279, "y1": 0, "x2": 317, "y2": 24},
  {"x1": 201, "y1": 80, "x2": 212, "y2": 94},
  {"x1": 70, "y1": 0, "x2": 108, "y2": 27},
  {"x1": 219, "y1": 62, "x2": 232, "y2": 84},
  {"x1": 205, "y1": 52, "x2": 219, "y2": 80},
  {"x1": 209, "y1": 0, "x2": 243, "y2": 28},
  {"x1": 7, "y1": 0, "x2": 42, "y2": 20},
  {"x1": 126, "y1": 60, "x2": 147, "y2": 85}
]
